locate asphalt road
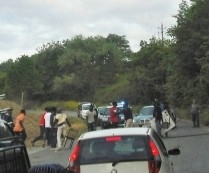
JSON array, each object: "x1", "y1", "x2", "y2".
[{"x1": 28, "y1": 119, "x2": 209, "y2": 173}]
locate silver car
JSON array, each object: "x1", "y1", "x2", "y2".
[
  {"x1": 67, "y1": 127, "x2": 180, "y2": 173},
  {"x1": 133, "y1": 105, "x2": 154, "y2": 127}
]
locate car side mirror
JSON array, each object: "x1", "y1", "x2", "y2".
[{"x1": 168, "y1": 148, "x2": 180, "y2": 155}]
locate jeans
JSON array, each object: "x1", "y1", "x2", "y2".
[
  {"x1": 155, "y1": 120, "x2": 162, "y2": 136},
  {"x1": 192, "y1": 113, "x2": 199, "y2": 127},
  {"x1": 32, "y1": 125, "x2": 45, "y2": 143}
]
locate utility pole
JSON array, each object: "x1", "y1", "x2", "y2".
[{"x1": 158, "y1": 23, "x2": 166, "y2": 43}]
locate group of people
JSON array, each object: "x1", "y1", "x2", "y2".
[
  {"x1": 86, "y1": 101, "x2": 134, "y2": 131},
  {"x1": 31, "y1": 107, "x2": 71, "y2": 152},
  {"x1": 11, "y1": 98, "x2": 200, "y2": 149},
  {"x1": 152, "y1": 98, "x2": 201, "y2": 137},
  {"x1": 109, "y1": 101, "x2": 133, "y2": 128}
]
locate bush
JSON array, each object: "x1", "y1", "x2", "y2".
[{"x1": 41, "y1": 100, "x2": 78, "y2": 111}]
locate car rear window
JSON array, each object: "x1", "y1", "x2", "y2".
[{"x1": 79, "y1": 135, "x2": 150, "y2": 164}]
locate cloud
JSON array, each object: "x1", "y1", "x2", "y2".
[{"x1": 0, "y1": 0, "x2": 189, "y2": 63}]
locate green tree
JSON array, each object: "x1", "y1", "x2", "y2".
[
  {"x1": 57, "y1": 35, "x2": 125, "y2": 100},
  {"x1": 167, "y1": 0, "x2": 209, "y2": 106},
  {"x1": 130, "y1": 37, "x2": 174, "y2": 105},
  {"x1": 34, "y1": 41, "x2": 65, "y2": 101},
  {"x1": 5, "y1": 55, "x2": 43, "y2": 101}
]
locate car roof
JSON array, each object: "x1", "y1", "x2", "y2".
[
  {"x1": 143, "y1": 105, "x2": 154, "y2": 108},
  {"x1": 98, "y1": 106, "x2": 109, "y2": 108},
  {"x1": 79, "y1": 127, "x2": 151, "y2": 140}
]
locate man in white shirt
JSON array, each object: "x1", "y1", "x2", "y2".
[
  {"x1": 53, "y1": 108, "x2": 71, "y2": 151},
  {"x1": 43, "y1": 107, "x2": 52, "y2": 147}
]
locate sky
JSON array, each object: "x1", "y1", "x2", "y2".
[{"x1": 0, "y1": 0, "x2": 190, "y2": 63}]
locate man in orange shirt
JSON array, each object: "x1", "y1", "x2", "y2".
[{"x1": 13, "y1": 109, "x2": 27, "y2": 141}]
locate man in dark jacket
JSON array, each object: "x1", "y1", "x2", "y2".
[
  {"x1": 122, "y1": 102, "x2": 133, "y2": 127},
  {"x1": 153, "y1": 99, "x2": 163, "y2": 137}
]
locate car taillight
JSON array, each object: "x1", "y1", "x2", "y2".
[
  {"x1": 105, "y1": 136, "x2": 122, "y2": 142},
  {"x1": 67, "y1": 143, "x2": 80, "y2": 173},
  {"x1": 148, "y1": 138, "x2": 161, "y2": 173}
]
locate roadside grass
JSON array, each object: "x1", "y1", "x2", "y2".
[{"x1": 174, "y1": 107, "x2": 209, "y2": 126}]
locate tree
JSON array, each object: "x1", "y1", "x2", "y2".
[
  {"x1": 167, "y1": 0, "x2": 209, "y2": 106},
  {"x1": 5, "y1": 55, "x2": 43, "y2": 101},
  {"x1": 130, "y1": 37, "x2": 174, "y2": 105}
]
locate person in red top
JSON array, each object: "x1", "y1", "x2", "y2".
[
  {"x1": 110, "y1": 101, "x2": 119, "y2": 128},
  {"x1": 31, "y1": 107, "x2": 47, "y2": 146}
]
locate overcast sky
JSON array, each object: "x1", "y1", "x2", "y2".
[{"x1": 0, "y1": 0, "x2": 190, "y2": 63}]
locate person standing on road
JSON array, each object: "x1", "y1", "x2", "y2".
[
  {"x1": 110, "y1": 101, "x2": 119, "y2": 128},
  {"x1": 153, "y1": 99, "x2": 163, "y2": 137},
  {"x1": 86, "y1": 104, "x2": 97, "y2": 131},
  {"x1": 53, "y1": 108, "x2": 71, "y2": 151},
  {"x1": 191, "y1": 99, "x2": 200, "y2": 127},
  {"x1": 31, "y1": 107, "x2": 46, "y2": 147},
  {"x1": 50, "y1": 106, "x2": 58, "y2": 149},
  {"x1": 122, "y1": 101, "x2": 133, "y2": 127},
  {"x1": 13, "y1": 109, "x2": 27, "y2": 141},
  {"x1": 43, "y1": 107, "x2": 52, "y2": 147}
]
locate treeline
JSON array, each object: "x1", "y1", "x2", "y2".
[{"x1": 0, "y1": 0, "x2": 209, "y2": 108}]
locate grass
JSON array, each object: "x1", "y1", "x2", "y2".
[{"x1": 0, "y1": 100, "x2": 88, "y2": 148}]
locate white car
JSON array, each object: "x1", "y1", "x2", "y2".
[
  {"x1": 77, "y1": 103, "x2": 97, "y2": 119},
  {"x1": 67, "y1": 127, "x2": 180, "y2": 173}
]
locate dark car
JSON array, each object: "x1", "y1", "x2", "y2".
[
  {"x1": 0, "y1": 108, "x2": 14, "y2": 129},
  {"x1": 0, "y1": 119, "x2": 31, "y2": 173}
]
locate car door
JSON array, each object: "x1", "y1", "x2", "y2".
[{"x1": 152, "y1": 131, "x2": 174, "y2": 173}]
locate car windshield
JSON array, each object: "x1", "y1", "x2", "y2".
[
  {"x1": 82, "y1": 105, "x2": 90, "y2": 110},
  {"x1": 139, "y1": 107, "x2": 153, "y2": 116},
  {"x1": 102, "y1": 108, "x2": 111, "y2": 115},
  {"x1": 98, "y1": 107, "x2": 106, "y2": 114},
  {"x1": 79, "y1": 135, "x2": 149, "y2": 164}
]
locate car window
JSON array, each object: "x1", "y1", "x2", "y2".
[
  {"x1": 79, "y1": 135, "x2": 150, "y2": 164},
  {"x1": 140, "y1": 107, "x2": 153, "y2": 116},
  {"x1": 98, "y1": 108, "x2": 106, "y2": 114},
  {"x1": 103, "y1": 108, "x2": 110, "y2": 115},
  {"x1": 82, "y1": 105, "x2": 90, "y2": 110}
]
